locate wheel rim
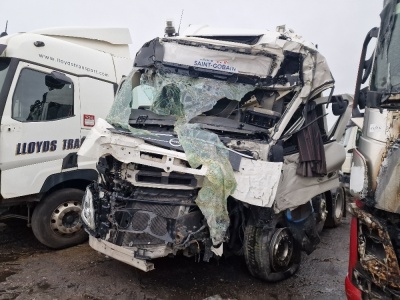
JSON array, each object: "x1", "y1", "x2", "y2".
[
  {"x1": 334, "y1": 190, "x2": 344, "y2": 219},
  {"x1": 269, "y1": 228, "x2": 294, "y2": 272},
  {"x1": 50, "y1": 201, "x2": 82, "y2": 235}
]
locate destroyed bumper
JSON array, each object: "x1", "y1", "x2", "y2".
[{"x1": 89, "y1": 235, "x2": 155, "y2": 272}]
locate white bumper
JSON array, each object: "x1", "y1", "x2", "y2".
[{"x1": 89, "y1": 236, "x2": 155, "y2": 272}]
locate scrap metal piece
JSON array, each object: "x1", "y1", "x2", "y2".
[{"x1": 350, "y1": 203, "x2": 400, "y2": 289}]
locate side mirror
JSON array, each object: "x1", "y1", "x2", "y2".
[
  {"x1": 358, "y1": 87, "x2": 368, "y2": 109},
  {"x1": 331, "y1": 95, "x2": 348, "y2": 116}
]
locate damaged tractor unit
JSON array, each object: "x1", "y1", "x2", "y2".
[
  {"x1": 345, "y1": 0, "x2": 400, "y2": 298},
  {"x1": 79, "y1": 25, "x2": 351, "y2": 281}
]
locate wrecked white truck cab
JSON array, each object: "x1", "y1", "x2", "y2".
[{"x1": 79, "y1": 25, "x2": 352, "y2": 281}]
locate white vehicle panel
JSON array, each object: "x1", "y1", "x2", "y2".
[
  {"x1": 0, "y1": 62, "x2": 82, "y2": 196},
  {"x1": 1, "y1": 159, "x2": 64, "y2": 197}
]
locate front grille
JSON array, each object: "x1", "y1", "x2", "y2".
[
  {"x1": 117, "y1": 231, "x2": 164, "y2": 246},
  {"x1": 113, "y1": 187, "x2": 197, "y2": 245},
  {"x1": 133, "y1": 203, "x2": 179, "y2": 219},
  {"x1": 150, "y1": 215, "x2": 168, "y2": 236},
  {"x1": 131, "y1": 211, "x2": 150, "y2": 231}
]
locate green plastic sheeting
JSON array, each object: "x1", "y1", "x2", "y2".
[
  {"x1": 144, "y1": 71, "x2": 254, "y2": 244},
  {"x1": 115, "y1": 69, "x2": 255, "y2": 245}
]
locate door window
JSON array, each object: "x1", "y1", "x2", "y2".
[{"x1": 12, "y1": 68, "x2": 74, "y2": 122}]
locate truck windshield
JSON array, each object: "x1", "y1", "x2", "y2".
[{"x1": 372, "y1": 2, "x2": 400, "y2": 93}]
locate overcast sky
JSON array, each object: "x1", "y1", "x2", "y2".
[{"x1": 3, "y1": 0, "x2": 382, "y2": 95}]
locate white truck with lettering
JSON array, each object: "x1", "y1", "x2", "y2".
[{"x1": 0, "y1": 27, "x2": 133, "y2": 248}]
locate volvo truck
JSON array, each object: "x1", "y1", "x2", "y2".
[{"x1": 80, "y1": 24, "x2": 351, "y2": 282}]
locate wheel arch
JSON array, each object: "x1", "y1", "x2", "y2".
[{"x1": 40, "y1": 169, "x2": 98, "y2": 195}]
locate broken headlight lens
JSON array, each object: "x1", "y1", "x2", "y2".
[{"x1": 81, "y1": 186, "x2": 95, "y2": 230}]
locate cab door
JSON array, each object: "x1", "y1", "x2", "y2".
[{"x1": 0, "y1": 62, "x2": 81, "y2": 198}]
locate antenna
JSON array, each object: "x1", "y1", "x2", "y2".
[
  {"x1": 0, "y1": 20, "x2": 8, "y2": 37},
  {"x1": 177, "y1": 10, "x2": 184, "y2": 35}
]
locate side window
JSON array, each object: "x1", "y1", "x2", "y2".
[{"x1": 12, "y1": 68, "x2": 74, "y2": 122}]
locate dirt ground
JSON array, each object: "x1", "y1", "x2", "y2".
[{"x1": 0, "y1": 216, "x2": 350, "y2": 300}]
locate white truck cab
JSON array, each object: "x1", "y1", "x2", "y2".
[
  {"x1": 80, "y1": 24, "x2": 352, "y2": 282},
  {"x1": 0, "y1": 27, "x2": 133, "y2": 248}
]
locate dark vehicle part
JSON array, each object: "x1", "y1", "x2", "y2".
[
  {"x1": 244, "y1": 222, "x2": 301, "y2": 282},
  {"x1": 312, "y1": 194, "x2": 328, "y2": 233},
  {"x1": 31, "y1": 188, "x2": 87, "y2": 249},
  {"x1": 353, "y1": 27, "x2": 379, "y2": 115},
  {"x1": 348, "y1": 203, "x2": 400, "y2": 298},
  {"x1": 324, "y1": 187, "x2": 345, "y2": 228}
]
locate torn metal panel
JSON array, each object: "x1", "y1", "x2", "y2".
[
  {"x1": 231, "y1": 158, "x2": 282, "y2": 207},
  {"x1": 375, "y1": 141, "x2": 400, "y2": 213},
  {"x1": 349, "y1": 203, "x2": 400, "y2": 290},
  {"x1": 275, "y1": 142, "x2": 345, "y2": 212},
  {"x1": 89, "y1": 236, "x2": 155, "y2": 272}
]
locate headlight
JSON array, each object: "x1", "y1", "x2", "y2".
[{"x1": 81, "y1": 186, "x2": 95, "y2": 230}]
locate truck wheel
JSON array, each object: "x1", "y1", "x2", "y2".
[
  {"x1": 312, "y1": 194, "x2": 328, "y2": 234},
  {"x1": 32, "y1": 188, "x2": 88, "y2": 249},
  {"x1": 244, "y1": 224, "x2": 301, "y2": 282},
  {"x1": 325, "y1": 187, "x2": 345, "y2": 228}
]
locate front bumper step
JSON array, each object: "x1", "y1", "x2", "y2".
[{"x1": 89, "y1": 235, "x2": 155, "y2": 272}]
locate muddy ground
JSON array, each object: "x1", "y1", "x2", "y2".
[{"x1": 0, "y1": 216, "x2": 350, "y2": 300}]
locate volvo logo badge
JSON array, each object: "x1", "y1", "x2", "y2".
[{"x1": 169, "y1": 138, "x2": 181, "y2": 147}]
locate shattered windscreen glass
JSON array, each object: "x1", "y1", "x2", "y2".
[
  {"x1": 140, "y1": 71, "x2": 255, "y2": 121},
  {"x1": 372, "y1": 1, "x2": 400, "y2": 92},
  {"x1": 107, "y1": 68, "x2": 255, "y2": 245}
]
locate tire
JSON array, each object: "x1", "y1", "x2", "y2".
[
  {"x1": 312, "y1": 194, "x2": 328, "y2": 234},
  {"x1": 244, "y1": 223, "x2": 301, "y2": 282},
  {"x1": 325, "y1": 187, "x2": 345, "y2": 228},
  {"x1": 32, "y1": 188, "x2": 88, "y2": 249}
]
